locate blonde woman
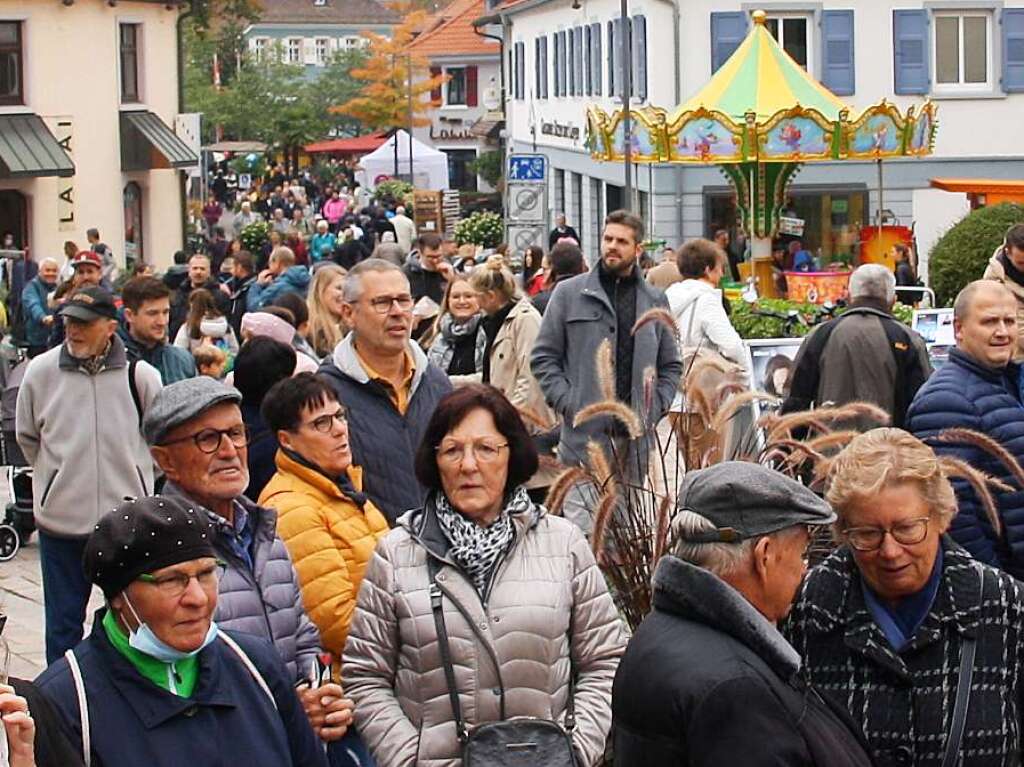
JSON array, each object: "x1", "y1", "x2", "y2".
[
  {"x1": 423, "y1": 276, "x2": 486, "y2": 377},
  {"x1": 306, "y1": 263, "x2": 347, "y2": 358},
  {"x1": 785, "y1": 428, "x2": 1024, "y2": 766}
]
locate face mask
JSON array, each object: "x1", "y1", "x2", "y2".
[
  {"x1": 199, "y1": 316, "x2": 228, "y2": 338},
  {"x1": 121, "y1": 593, "x2": 218, "y2": 664}
]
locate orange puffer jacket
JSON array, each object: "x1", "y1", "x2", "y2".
[{"x1": 259, "y1": 450, "x2": 389, "y2": 667}]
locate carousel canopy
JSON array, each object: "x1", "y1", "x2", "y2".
[{"x1": 585, "y1": 9, "x2": 937, "y2": 165}]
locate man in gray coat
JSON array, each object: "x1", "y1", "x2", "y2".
[
  {"x1": 144, "y1": 377, "x2": 355, "y2": 747},
  {"x1": 531, "y1": 209, "x2": 682, "y2": 471},
  {"x1": 782, "y1": 263, "x2": 931, "y2": 429}
]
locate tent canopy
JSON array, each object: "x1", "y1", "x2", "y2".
[{"x1": 356, "y1": 129, "x2": 450, "y2": 191}]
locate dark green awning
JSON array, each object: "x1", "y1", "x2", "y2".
[
  {"x1": 0, "y1": 114, "x2": 74, "y2": 178},
  {"x1": 120, "y1": 110, "x2": 198, "y2": 171}
]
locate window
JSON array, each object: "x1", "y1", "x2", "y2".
[
  {"x1": 0, "y1": 22, "x2": 22, "y2": 106},
  {"x1": 555, "y1": 30, "x2": 567, "y2": 96},
  {"x1": 315, "y1": 38, "x2": 330, "y2": 65},
  {"x1": 253, "y1": 37, "x2": 269, "y2": 62},
  {"x1": 632, "y1": 15, "x2": 646, "y2": 100},
  {"x1": 123, "y1": 182, "x2": 143, "y2": 269},
  {"x1": 342, "y1": 37, "x2": 362, "y2": 49},
  {"x1": 764, "y1": 14, "x2": 810, "y2": 70},
  {"x1": 445, "y1": 149, "x2": 478, "y2": 191},
  {"x1": 567, "y1": 27, "x2": 576, "y2": 95},
  {"x1": 446, "y1": 66, "x2": 467, "y2": 105},
  {"x1": 589, "y1": 23, "x2": 602, "y2": 95},
  {"x1": 120, "y1": 24, "x2": 141, "y2": 103},
  {"x1": 536, "y1": 36, "x2": 549, "y2": 98},
  {"x1": 934, "y1": 11, "x2": 991, "y2": 88},
  {"x1": 286, "y1": 38, "x2": 302, "y2": 64},
  {"x1": 574, "y1": 27, "x2": 584, "y2": 96},
  {"x1": 515, "y1": 41, "x2": 525, "y2": 100}
]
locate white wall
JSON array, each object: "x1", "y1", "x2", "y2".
[{"x1": 912, "y1": 187, "x2": 971, "y2": 283}]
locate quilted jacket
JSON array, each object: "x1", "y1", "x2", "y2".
[
  {"x1": 907, "y1": 347, "x2": 1024, "y2": 577},
  {"x1": 163, "y1": 482, "x2": 322, "y2": 683},
  {"x1": 259, "y1": 450, "x2": 390, "y2": 665},
  {"x1": 785, "y1": 540, "x2": 1024, "y2": 767},
  {"x1": 342, "y1": 492, "x2": 628, "y2": 767}
]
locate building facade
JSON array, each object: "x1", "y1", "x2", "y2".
[
  {"x1": 410, "y1": 0, "x2": 503, "y2": 192},
  {"x1": 495, "y1": 0, "x2": 1024, "y2": 274},
  {"x1": 0, "y1": 0, "x2": 196, "y2": 270},
  {"x1": 244, "y1": 0, "x2": 398, "y2": 77}
]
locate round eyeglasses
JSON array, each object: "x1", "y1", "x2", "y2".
[{"x1": 842, "y1": 517, "x2": 930, "y2": 552}]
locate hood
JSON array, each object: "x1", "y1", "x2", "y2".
[
  {"x1": 241, "y1": 312, "x2": 294, "y2": 346},
  {"x1": 279, "y1": 266, "x2": 311, "y2": 290},
  {"x1": 404, "y1": 250, "x2": 428, "y2": 273},
  {"x1": 665, "y1": 278, "x2": 719, "y2": 303},
  {"x1": 652, "y1": 555, "x2": 801, "y2": 679},
  {"x1": 330, "y1": 332, "x2": 431, "y2": 394}
]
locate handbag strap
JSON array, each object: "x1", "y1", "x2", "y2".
[
  {"x1": 428, "y1": 556, "x2": 471, "y2": 745},
  {"x1": 940, "y1": 563, "x2": 985, "y2": 767},
  {"x1": 64, "y1": 649, "x2": 91, "y2": 767}
]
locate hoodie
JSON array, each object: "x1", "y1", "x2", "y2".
[{"x1": 246, "y1": 265, "x2": 311, "y2": 311}]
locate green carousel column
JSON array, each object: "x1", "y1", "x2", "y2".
[{"x1": 719, "y1": 161, "x2": 801, "y2": 298}]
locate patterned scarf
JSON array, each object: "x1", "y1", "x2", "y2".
[
  {"x1": 71, "y1": 340, "x2": 112, "y2": 376},
  {"x1": 434, "y1": 486, "x2": 534, "y2": 597}
]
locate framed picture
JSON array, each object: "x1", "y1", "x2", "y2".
[
  {"x1": 912, "y1": 308, "x2": 955, "y2": 368},
  {"x1": 744, "y1": 338, "x2": 804, "y2": 401}
]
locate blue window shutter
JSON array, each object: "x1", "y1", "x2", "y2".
[
  {"x1": 711, "y1": 11, "x2": 748, "y2": 74},
  {"x1": 517, "y1": 42, "x2": 526, "y2": 99},
  {"x1": 593, "y1": 23, "x2": 602, "y2": 95},
  {"x1": 543, "y1": 37, "x2": 549, "y2": 98},
  {"x1": 575, "y1": 27, "x2": 584, "y2": 96},
  {"x1": 567, "y1": 27, "x2": 575, "y2": 95},
  {"x1": 608, "y1": 20, "x2": 616, "y2": 96},
  {"x1": 821, "y1": 10, "x2": 855, "y2": 95},
  {"x1": 585, "y1": 25, "x2": 592, "y2": 95},
  {"x1": 633, "y1": 15, "x2": 647, "y2": 101},
  {"x1": 893, "y1": 9, "x2": 929, "y2": 94},
  {"x1": 535, "y1": 38, "x2": 541, "y2": 98},
  {"x1": 559, "y1": 30, "x2": 568, "y2": 96},
  {"x1": 1003, "y1": 8, "x2": 1024, "y2": 92}
]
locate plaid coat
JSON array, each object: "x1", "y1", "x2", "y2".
[{"x1": 785, "y1": 539, "x2": 1024, "y2": 767}]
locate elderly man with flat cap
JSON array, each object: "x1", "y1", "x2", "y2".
[
  {"x1": 142, "y1": 377, "x2": 355, "y2": 755},
  {"x1": 33, "y1": 496, "x2": 327, "y2": 767},
  {"x1": 612, "y1": 462, "x2": 874, "y2": 767}
]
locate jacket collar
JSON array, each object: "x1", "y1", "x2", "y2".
[
  {"x1": 948, "y1": 346, "x2": 1020, "y2": 385},
  {"x1": 795, "y1": 538, "x2": 982, "y2": 680},
  {"x1": 84, "y1": 608, "x2": 239, "y2": 728},
  {"x1": 331, "y1": 332, "x2": 430, "y2": 394},
  {"x1": 651, "y1": 555, "x2": 802, "y2": 679},
  {"x1": 161, "y1": 481, "x2": 277, "y2": 544},
  {"x1": 271, "y1": 448, "x2": 365, "y2": 503},
  {"x1": 58, "y1": 333, "x2": 127, "y2": 372}
]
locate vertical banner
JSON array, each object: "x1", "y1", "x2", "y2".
[{"x1": 54, "y1": 117, "x2": 75, "y2": 232}]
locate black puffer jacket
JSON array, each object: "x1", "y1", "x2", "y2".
[
  {"x1": 613, "y1": 556, "x2": 874, "y2": 767},
  {"x1": 785, "y1": 539, "x2": 1024, "y2": 766}
]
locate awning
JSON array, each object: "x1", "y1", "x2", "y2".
[
  {"x1": 470, "y1": 113, "x2": 504, "y2": 140},
  {"x1": 304, "y1": 132, "x2": 388, "y2": 154},
  {"x1": 0, "y1": 114, "x2": 74, "y2": 179},
  {"x1": 120, "y1": 110, "x2": 198, "y2": 171}
]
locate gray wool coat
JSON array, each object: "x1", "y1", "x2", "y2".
[
  {"x1": 163, "y1": 483, "x2": 322, "y2": 682},
  {"x1": 530, "y1": 265, "x2": 682, "y2": 467}
]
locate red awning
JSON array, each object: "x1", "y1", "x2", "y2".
[{"x1": 304, "y1": 133, "x2": 388, "y2": 154}]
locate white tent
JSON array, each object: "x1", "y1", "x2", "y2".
[{"x1": 356, "y1": 130, "x2": 450, "y2": 191}]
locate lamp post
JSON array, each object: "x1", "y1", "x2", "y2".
[{"x1": 619, "y1": 0, "x2": 632, "y2": 211}]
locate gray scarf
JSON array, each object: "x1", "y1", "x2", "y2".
[
  {"x1": 435, "y1": 486, "x2": 535, "y2": 597},
  {"x1": 427, "y1": 312, "x2": 486, "y2": 372}
]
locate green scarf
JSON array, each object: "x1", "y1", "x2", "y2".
[{"x1": 101, "y1": 609, "x2": 199, "y2": 697}]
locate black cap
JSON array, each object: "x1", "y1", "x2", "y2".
[
  {"x1": 60, "y1": 286, "x2": 117, "y2": 322},
  {"x1": 676, "y1": 462, "x2": 836, "y2": 543},
  {"x1": 83, "y1": 495, "x2": 218, "y2": 599}
]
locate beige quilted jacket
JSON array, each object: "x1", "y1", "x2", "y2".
[{"x1": 342, "y1": 495, "x2": 627, "y2": 766}]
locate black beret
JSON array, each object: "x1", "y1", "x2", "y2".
[{"x1": 83, "y1": 495, "x2": 217, "y2": 599}]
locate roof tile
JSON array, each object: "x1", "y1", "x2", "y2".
[
  {"x1": 407, "y1": 0, "x2": 500, "y2": 56},
  {"x1": 255, "y1": 0, "x2": 400, "y2": 26}
]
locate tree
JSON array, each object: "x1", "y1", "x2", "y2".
[
  {"x1": 308, "y1": 49, "x2": 371, "y2": 137},
  {"x1": 333, "y1": 11, "x2": 447, "y2": 133}
]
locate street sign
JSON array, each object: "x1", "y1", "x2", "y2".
[
  {"x1": 506, "y1": 224, "x2": 546, "y2": 253},
  {"x1": 507, "y1": 183, "x2": 545, "y2": 223},
  {"x1": 507, "y1": 154, "x2": 546, "y2": 183}
]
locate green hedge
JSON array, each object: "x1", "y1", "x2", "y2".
[
  {"x1": 928, "y1": 203, "x2": 1024, "y2": 306},
  {"x1": 730, "y1": 298, "x2": 914, "y2": 339}
]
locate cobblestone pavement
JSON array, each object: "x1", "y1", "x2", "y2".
[{"x1": 0, "y1": 479, "x2": 103, "y2": 680}]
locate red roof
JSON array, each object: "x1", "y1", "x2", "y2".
[
  {"x1": 304, "y1": 133, "x2": 388, "y2": 154},
  {"x1": 407, "y1": 0, "x2": 500, "y2": 57}
]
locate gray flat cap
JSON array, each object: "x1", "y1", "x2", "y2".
[
  {"x1": 143, "y1": 377, "x2": 242, "y2": 445},
  {"x1": 677, "y1": 461, "x2": 835, "y2": 543}
]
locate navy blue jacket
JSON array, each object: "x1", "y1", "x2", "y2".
[
  {"x1": 907, "y1": 347, "x2": 1024, "y2": 577},
  {"x1": 319, "y1": 335, "x2": 452, "y2": 523},
  {"x1": 34, "y1": 614, "x2": 326, "y2": 767},
  {"x1": 21, "y1": 276, "x2": 55, "y2": 347}
]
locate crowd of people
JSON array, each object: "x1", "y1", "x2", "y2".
[{"x1": 6, "y1": 192, "x2": 1024, "y2": 767}]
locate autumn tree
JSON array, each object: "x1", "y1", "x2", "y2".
[{"x1": 333, "y1": 11, "x2": 447, "y2": 133}]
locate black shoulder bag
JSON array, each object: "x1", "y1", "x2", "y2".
[
  {"x1": 427, "y1": 557, "x2": 579, "y2": 766},
  {"x1": 939, "y1": 562, "x2": 985, "y2": 767}
]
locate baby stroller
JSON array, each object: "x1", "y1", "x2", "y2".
[{"x1": 0, "y1": 352, "x2": 32, "y2": 562}]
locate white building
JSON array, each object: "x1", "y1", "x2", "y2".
[
  {"x1": 0, "y1": 0, "x2": 196, "y2": 269},
  {"x1": 492, "y1": 0, "x2": 1024, "y2": 267},
  {"x1": 410, "y1": 0, "x2": 503, "y2": 191}
]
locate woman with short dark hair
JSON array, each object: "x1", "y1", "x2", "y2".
[{"x1": 343, "y1": 384, "x2": 627, "y2": 766}]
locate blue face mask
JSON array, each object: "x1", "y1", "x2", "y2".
[{"x1": 121, "y1": 593, "x2": 219, "y2": 664}]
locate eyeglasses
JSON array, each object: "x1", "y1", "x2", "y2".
[
  {"x1": 304, "y1": 407, "x2": 348, "y2": 434},
  {"x1": 363, "y1": 295, "x2": 414, "y2": 314},
  {"x1": 137, "y1": 560, "x2": 227, "y2": 598},
  {"x1": 842, "y1": 517, "x2": 931, "y2": 552},
  {"x1": 436, "y1": 440, "x2": 509, "y2": 467},
  {"x1": 160, "y1": 424, "x2": 251, "y2": 454}
]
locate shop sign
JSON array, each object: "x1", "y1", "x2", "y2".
[
  {"x1": 430, "y1": 125, "x2": 475, "y2": 141},
  {"x1": 541, "y1": 121, "x2": 580, "y2": 140},
  {"x1": 778, "y1": 216, "x2": 805, "y2": 236},
  {"x1": 54, "y1": 118, "x2": 74, "y2": 232}
]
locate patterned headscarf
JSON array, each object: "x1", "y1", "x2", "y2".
[{"x1": 435, "y1": 486, "x2": 534, "y2": 597}]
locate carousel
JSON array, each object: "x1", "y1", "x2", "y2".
[{"x1": 585, "y1": 9, "x2": 938, "y2": 302}]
